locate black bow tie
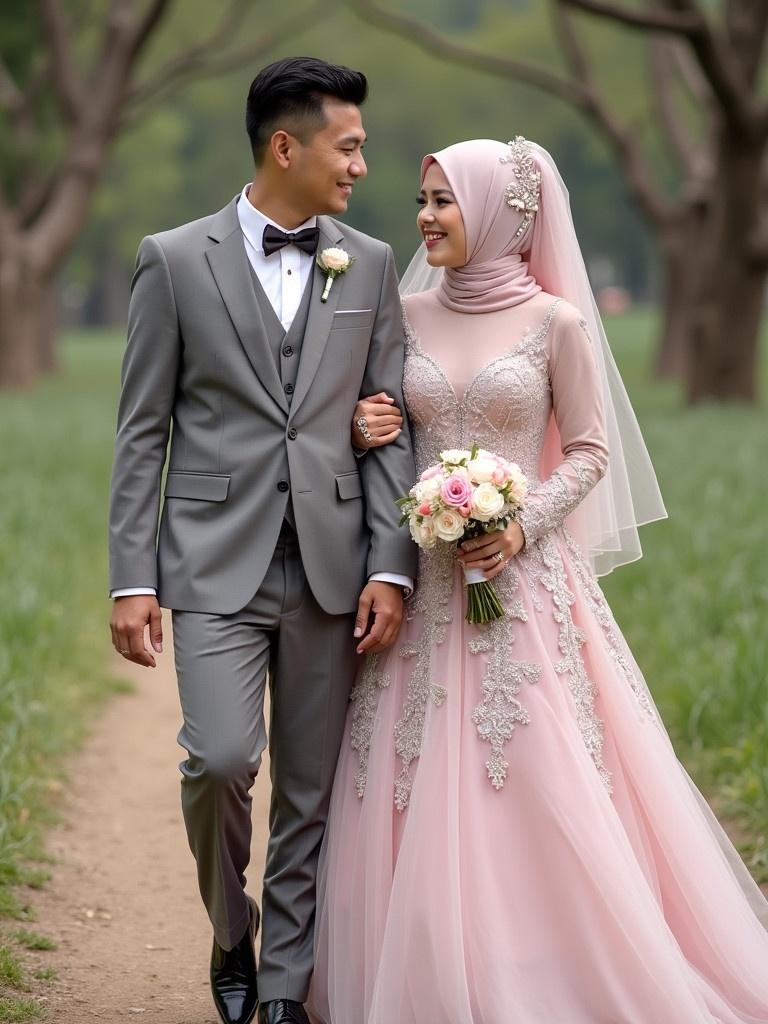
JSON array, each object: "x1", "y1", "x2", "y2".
[{"x1": 262, "y1": 224, "x2": 320, "y2": 257}]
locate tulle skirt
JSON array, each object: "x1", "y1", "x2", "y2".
[{"x1": 307, "y1": 533, "x2": 768, "y2": 1023}]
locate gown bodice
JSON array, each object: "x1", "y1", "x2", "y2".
[{"x1": 403, "y1": 298, "x2": 558, "y2": 487}]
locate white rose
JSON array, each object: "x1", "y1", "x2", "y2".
[
  {"x1": 320, "y1": 247, "x2": 351, "y2": 271},
  {"x1": 413, "y1": 476, "x2": 442, "y2": 502},
  {"x1": 466, "y1": 456, "x2": 497, "y2": 483},
  {"x1": 440, "y1": 449, "x2": 471, "y2": 465},
  {"x1": 433, "y1": 508, "x2": 466, "y2": 542},
  {"x1": 410, "y1": 515, "x2": 437, "y2": 549},
  {"x1": 506, "y1": 466, "x2": 529, "y2": 504},
  {"x1": 471, "y1": 482, "x2": 505, "y2": 521}
]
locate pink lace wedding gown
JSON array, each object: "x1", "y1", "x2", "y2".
[{"x1": 307, "y1": 290, "x2": 768, "y2": 1024}]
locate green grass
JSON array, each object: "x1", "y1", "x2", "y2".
[
  {"x1": 0, "y1": 998, "x2": 43, "y2": 1023},
  {"x1": 0, "y1": 949, "x2": 24, "y2": 990},
  {"x1": 11, "y1": 935, "x2": 55, "y2": 955},
  {"x1": 0, "y1": 333, "x2": 128, "y2": 1015},
  {"x1": 601, "y1": 310, "x2": 768, "y2": 879}
]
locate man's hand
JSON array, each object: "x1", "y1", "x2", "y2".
[
  {"x1": 110, "y1": 595, "x2": 163, "y2": 668},
  {"x1": 354, "y1": 581, "x2": 404, "y2": 655}
]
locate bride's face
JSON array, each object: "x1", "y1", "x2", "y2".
[{"x1": 417, "y1": 163, "x2": 467, "y2": 268}]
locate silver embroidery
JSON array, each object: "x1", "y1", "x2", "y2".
[
  {"x1": 499, "y1": 136, "x2": 541, "y2": 238},
  {"x1": 393, "y1": 544, "x2": 454, "y2": 811},
  {"x1": 518, "y1": 457, "x2": 596, "y2": 547},
  {"x1": 469, "y1": 563, "x2": 541, "y2": 788},
  {"x1": 521, "y1": 537, "x2": 612, "y2": 791},
  {"x1": 349, "y1": 653, "x2": 391, "y2": 798},
  {"x1": 564, "y1": 532, "x2": 659, "y2": 724}
]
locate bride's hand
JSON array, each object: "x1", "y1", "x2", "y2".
[
  {"x1": 352, "y1": 392, "x2": 403, "y2": 449},
  {"x1": 456, "y1": 522, "x2": 525, "y2": 581}
]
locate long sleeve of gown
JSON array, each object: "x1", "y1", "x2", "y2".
[{"x1": 518, "y1": 305, "x2": 609, "y2": 547}]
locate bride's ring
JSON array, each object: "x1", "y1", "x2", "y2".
[
  {"x1": 356, "y1": 416, "x2": 374, "y2": 444},
  {"x1": 494, "y1": 551, "x2": 504, "y2": 564}
]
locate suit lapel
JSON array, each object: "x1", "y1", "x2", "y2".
[
  {"x1": 290, "y1": 217, "x2": 346, "y2": 416},
  {"x1": 205, "y1": 200, "x2": 289, "y2": 415}
]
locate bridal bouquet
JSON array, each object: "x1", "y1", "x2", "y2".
[{"x1": 397, "y1": 446, "x2": 528, "y2": 624}]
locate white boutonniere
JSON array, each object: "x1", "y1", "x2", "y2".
[{"x1": 317, "y1": 247, "x2": 355, "y2": 302}]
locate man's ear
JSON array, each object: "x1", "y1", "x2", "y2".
[{"x1": 270, "y1": 130, "x2": 293, "y2": 170}]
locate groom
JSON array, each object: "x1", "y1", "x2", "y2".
[{"x1": 108, "y1": 57, "x2": 416, "y2": 1024}]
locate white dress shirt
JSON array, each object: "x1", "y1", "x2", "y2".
[
  {"x1": 237, "y1": 185, "x2": 316, "y2": 330},
  {"x1": 113, "y1": 186, "x2": 412, "y2": 599}
]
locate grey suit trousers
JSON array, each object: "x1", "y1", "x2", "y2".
[{"x1": 172, "y1": 524, "x2": 358, "y2": 1002}]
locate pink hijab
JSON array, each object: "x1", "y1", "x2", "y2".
[{"x1": 422, "y1": 139, "x2": 541, "y2": 312}]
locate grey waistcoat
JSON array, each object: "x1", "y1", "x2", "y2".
[
  {"x1": 248, "y1": 263, "x2": 315, "y2": 528},
  {"x1": 248, "y1": 262, "x2": 314, "y2": 402}
]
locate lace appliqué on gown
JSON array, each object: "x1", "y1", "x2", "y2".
[
  {"x1": 392, "y1": 544, "x2": 453, "y2": 811},
  {"x1": 564, "y1": 532, "x2": 659, "y2": 725},
  {"x1": 469, "y1": 563, "x2": 541, "y2": 790},
  {"x1": 521, "y1": 536, "x2": 612, "y2": 791},
  {"x1": 349, "y1": 653, "x2": 391, "y2": 798},
  {"x1": 349, "y1": 543, "x2": 454, "y2": 812}
]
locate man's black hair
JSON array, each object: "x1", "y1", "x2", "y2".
[{"x1": 246, "y1": 56, "x2": 368, "y2": 163}]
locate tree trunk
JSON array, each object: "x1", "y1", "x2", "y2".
[
  {"x1": 686, "y1": 132, "x2": 766, "y2": 403},
  {"x1": 37, "y1": 285, "x2": 58, "y2": 376},
  {"x1": 0, "y1": 240, "x2": 51, "y2": 389},
  {"x1": 655, "y1": 226, "x2": 695, "y2": 380}
]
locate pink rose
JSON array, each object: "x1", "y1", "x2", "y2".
[
  {"x1": 492, "y1": 466, "x2": 508, "y2": 486},
  {"x1": 420, "y1": 464, "x2": 442, "y2": 481},
  {"x1": 441, "y1": 472, "x2": 473, "y2": 508},
  {"x1": 418, "y1": 501, "x2": 432, "y2": 516},
  {"x1": 458, "y1": 503, "x2": 472, "y2": 518}
]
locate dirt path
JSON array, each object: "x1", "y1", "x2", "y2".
[{"x1": 25, "y1": 644, "x2": 272, "y2": 1024}]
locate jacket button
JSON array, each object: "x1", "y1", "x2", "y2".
[
  {"x1": 287, "y1": 427, "x2": 298, "y2": 440},
  {"x1": 277, "y1": 480, "x2": 289, "y2": 493},
  {"x1": 284, "y1": 382, "x2": 294, "y2": 394},
  {"x1": 282, "y1": 344, "x2": 294, "y2": 357}
]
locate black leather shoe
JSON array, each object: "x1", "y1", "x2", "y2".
[
  {"x1": 210, "y1": 897, "x2": 259, "y2": 1024},
  {"x1": 257, "y1": 999, "x2": 310, "y2": 1024}
]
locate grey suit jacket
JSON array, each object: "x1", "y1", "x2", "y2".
[{"x1": 108, "y1": 198, "x2": 417, "y2": 615}]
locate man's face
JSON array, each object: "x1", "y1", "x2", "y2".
[{"x1": 289, "y1": 99, "x2": 367, "y2": 215}]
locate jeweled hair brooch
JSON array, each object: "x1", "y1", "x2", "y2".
[{"x1": 499, "y1": 136, "x2": 541, "y2": 238}]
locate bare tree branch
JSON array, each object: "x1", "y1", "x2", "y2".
[
  {"x1": 724, "y1": 0, "x2": 768, "y2": 87},
  {"x1": 344, "y1": 0, "x2": 590, "y2": 108},
  {"x1": 549, "y1": 3, "x2": 673, "y2": 225},
  {"x1": 130, "y1": 0, "x2": 174, "y2": 57},
  {"x1": 342, "y1": 0, "x2": 676, "y2": 226},
  {"x1": 39, "y1": 0, "x2": 85, "y2": 123},
  {"x1": 668, "y1": 34, "x2": 713, "y2": 110},
  {"x1": 670, "y1": 0, "x2": 761, "y2": 133},
  {"x1": 559, "y1": 0, "x2": 703, "y2": 34},
  {"x1": 569, "y1": 0, "x2": 761, "y2": 133},
  {"x1": 124, "y1": 0, "x2": 254, "y2": 112},
  {"x1": 18, "y1": 174, "x2": 56, "y2": 228},
  {"x1": 122, "y1": 0, "x2": 328, "y2": 127},
  {"x1": 0, "y1": 57, "x2": 25, "y2": 117},
  {"x1": 0, "y1": 58, "x2": 42, "y2": 148},
  {"x1": 648, "y1": 38, "x2": 703, "y2": 181}
]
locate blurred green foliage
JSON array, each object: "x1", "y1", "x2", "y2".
[{"x1": 62, "y1": 0, "x2": 658, "y2": 323}]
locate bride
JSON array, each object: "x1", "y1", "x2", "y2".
[{"x1": 306, "y1": 137, "x2": 768, "y2": 1023}]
